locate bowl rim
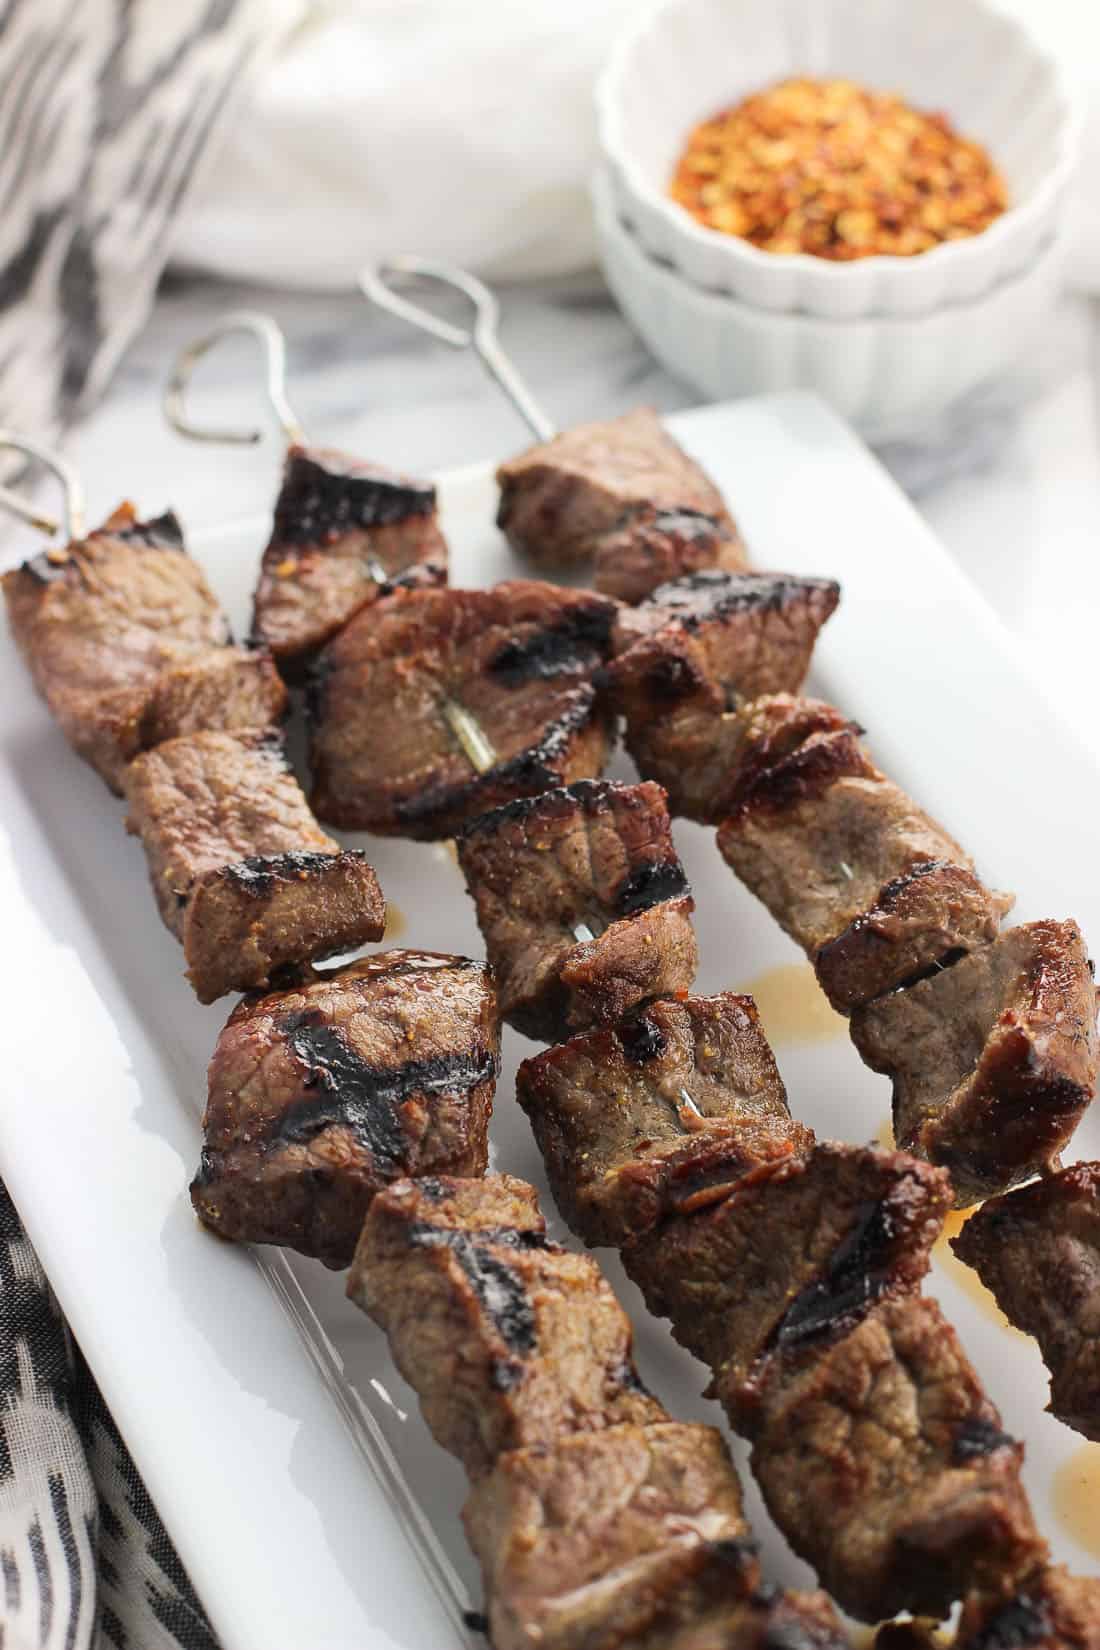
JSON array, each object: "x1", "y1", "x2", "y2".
[
  {"x1": 593, "y1": 165, "x2": 1066, "y2": 333},
  {"x1": 596, "y1": 0, "x2": 1082, "y2": 286}
]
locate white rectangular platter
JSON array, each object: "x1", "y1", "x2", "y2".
[{"x1": 1, "y1": 390, "x2": 1097, "y2": 1649}]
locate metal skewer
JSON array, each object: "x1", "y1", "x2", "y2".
[
  {"x1": 359, "y1": 257, "x2": 556, "y2": 444},
  {"x1": 164, "y1": 310, "x2": 305, "y2": 447},
  {"x1": 164, "y1": 311, "x2": 390, "y2": 582},
  {"x1": 441, "y1": 699, "x2": 498, "y2": 773},
  {"x1": 0, "y1": 431, "x2": 86, "y2": 542}
]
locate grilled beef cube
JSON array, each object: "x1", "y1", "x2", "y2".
[
  {"x1": 816, "y1": 861, "x2": 1012, "y2": 1014},
  {"x1": 606, "y1": 581, "x2": 840, "y2": 822},
  {"x1": 953, "y1": 1164, "x2": 1100, "y2": 1440},
  {"x1": 463, "y1": 1422, "x2": 758, "y2": 1650},
  {"x1": 717, "y1": 707, "x2": 1009, "y2": 1008},
  {"x1": 252, "y1": 444, "x2": 448, "y2": 675},
  {"x1": 624, "y1": 1142, "x2": 949, "y2": 1386},
  {"x1": 592, "y1": 507, "x2": 748, "y2": 604},
  {"x1": 191, "y1": 952, "x2": 497, "y2": 1267},
  {"x1": 516, "y1": 993, "x2": 807, "y2": 1247},
  {"x1": 496, "y1": 406, "x2": 735, "y2": 571},
  {"x1": 716, "y1": 715, "x2": 964, "y2": 956},
  {"x1": 741, "y1": 1294, "x2": 1042, "y2": 1623},
  {"x1": 349, "y1": 1175, "x2": 663, "y2": 1477},
  {"x1": 957, "y1": 1565, "x2": 1100, "y2": 1649},
  {"x1": 3, "y1": 503, "x2": 286, "y2": 792},
  {"x1": 457, "y1": 780, "x2": 697, "y2": 1043},
  {"x1": 611, "y1": 572, "x2": 839, "y2": 671},
  {"x1": 125, "y1": 729, "x2": 384, "y2": 1004},
  {"x1": 851, "y1": 920, "x2": 1099, "y2": 1205},
  {"x1": 309, "y1": 581, "x2": 616, "y2": 838}
]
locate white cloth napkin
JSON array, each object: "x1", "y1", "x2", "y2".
[{"x1": 171, "y1": 0, "x2": 1100, "y2": 293}]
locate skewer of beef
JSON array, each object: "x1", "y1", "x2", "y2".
[
  {"x1": 165, "y1": 310, "x2": 447, "y2": 680},
  {"x1": 605, "y1": 581, "x2": 1099, "y2": 1206},
  {"x1": 451, "y1": 573, "x2": 841, "y2": 1043},
  {"x1": 0, "y1": 432, "x2": 286, "y2": 792},
  {"x1": 0, "y1": 434, "x2": 386, "y2": 1003},
  {"x1": 360, "y1": 257, "x2": 749, "y2": 601},
  {"x1": 453, "y1": 776, "x2": 1044, "y2": 1623},
  {"x1": 347, "y1": 1171, "x2": 849, "y2": 1650}
]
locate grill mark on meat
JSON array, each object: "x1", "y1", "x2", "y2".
[
  {"x1": 640, "y1": 570, "x2": 841, "y2": 628},
  {"x1": 392, "y1": 687, "x2": 602, "y2": 827},
  {"x1": 618, "y1": 1010, "x2": 671, "y2": 1064},
  {"x1": 269, "y1": 1017, "x2": 499, "y2": 1164},
  {"x1": 772, "y1": 1197, "x2": 900, "y2": 1350},
  {"x1": 964, "y1": 1596, "x2": 1051, "y2": 1649},
  {"x1": 221, "y1": 848, "x2": 370, "y2": 896},
  {"x1": 405, "y1": 1225, "x2": 541, "y2": 1360},
  {"x1": 22, "y1": 551, "x2": 72, "y2": 585},
  {"x1": 617, "y1": 857, "x2": 691, "y2": 916},
  {"x1": 883, "y1": 946, "x2": 968, "y2": 994},
  {"x1": 273, "y1": 451, "x2": 436, "y2": 543},
  {"x1": 22, "y1": 509, "x2": 186, "y2": 583},
  {"x1": 112, "y1": 510, "x2": 186, "y2": 549},
  {"x1": 459, "y1": 777, "x2": 614, "y2": 837},
  {"x1": 489, "y1": 607, "x2": 614, "y2": 685},
  {"x1": 952, "y1": 1416, "x2": 1017, "y2": 1463}
]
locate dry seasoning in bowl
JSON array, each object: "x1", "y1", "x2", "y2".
[{"x1": 669, "y1": 76, "x2": 1008, "y2": 259}]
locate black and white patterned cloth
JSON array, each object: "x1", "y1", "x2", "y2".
[
  {"x1": 0, "y1": 0, "x2": 297, "y2": 441},
  {"x1": 0, "y1": 1186, "x2": 219, "y2": 1650},
  {"x1": 0, "y1": 5, "x2": 298, "y2": 1645}
]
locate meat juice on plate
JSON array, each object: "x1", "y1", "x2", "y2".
[{"x1": 1053, "y1": 1444, "x2": 1100, "y2": 1560}]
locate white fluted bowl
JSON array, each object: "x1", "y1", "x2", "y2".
[
  {"x1": 597, "y1": 0, "x2": 1078, "y2": 318},
  {"x1": 593, "y1": 168, "x2": 1065, "y2": 441}
]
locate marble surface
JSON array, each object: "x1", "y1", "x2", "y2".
[{"x1": 19, "y1": 266, "x2": 1100, "y2": 766}]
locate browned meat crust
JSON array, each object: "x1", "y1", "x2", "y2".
[
  {"x1": 3, "y1": 503, "x2": 286, "y2": 792},
  {"x1": 741, "y1": 1294, "x2": 1042, "y2": 1623},
  {"x1": 717, "y1": 719, "x2": 977, "y2": 962},
  {"x1": 624, "y1": 1143, "x2": 951, "y2": 1393},
  {"x1": 953, "y1": 1164, "x2": 1100, "y2": 1440},
  {"x1": 125, "y1": 729, "x2": 384, "y2": 1003},
  {"x1": 515, "y1": 993, "x2": 803, "y2": 1247},
  {"x1": 605, "y1": 583, "x2": 839, "y2": 821},
  {"x1": 252, "y1": 444, "x2": 448, "y2": 675},
  {"x1": 349, "y1": 1174, "x2": 664, "y2": 1477},
  {"x1": 308, "y1": 580, "x2": 616, "y2": 837},
  {"x1": 496, "y1": 407, "x2": 734, "y2": 569},
  {"x1": 957, "y1": 1565, "x2": 1100, "y2": 1648},
  {"x1": 462, "y1": 1423, "x2": 755, "y2": 1650},
  {"x1": 593, "y1": 507, "x2": 748, "y2": 604},
  {"x1": 715, "y1": 696, "x2": 1013, "y2": 1013},
  {"x1": 816, "y1": 860, "x2": 1012, "y2": 1015},
  {"x1": 191, "y1": 952, "x2": 498, "y2": 1267},
  {"x1": 511, "y1": 954, "x2": 1037, "y2": 1619},
  {"x1": 851, "y1": 921, "x2": 1099, "y2": 1205},
  {"x1": 349, "y1": 1174, "x2": 848, "y2": 1650},
  {"x1": 457, "y1": 780, "x2": 698, "y2": 1042}
]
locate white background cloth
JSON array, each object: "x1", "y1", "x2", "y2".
[{"x1": 171, "y1": 0, "x2": 1100, "y2": 292}]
